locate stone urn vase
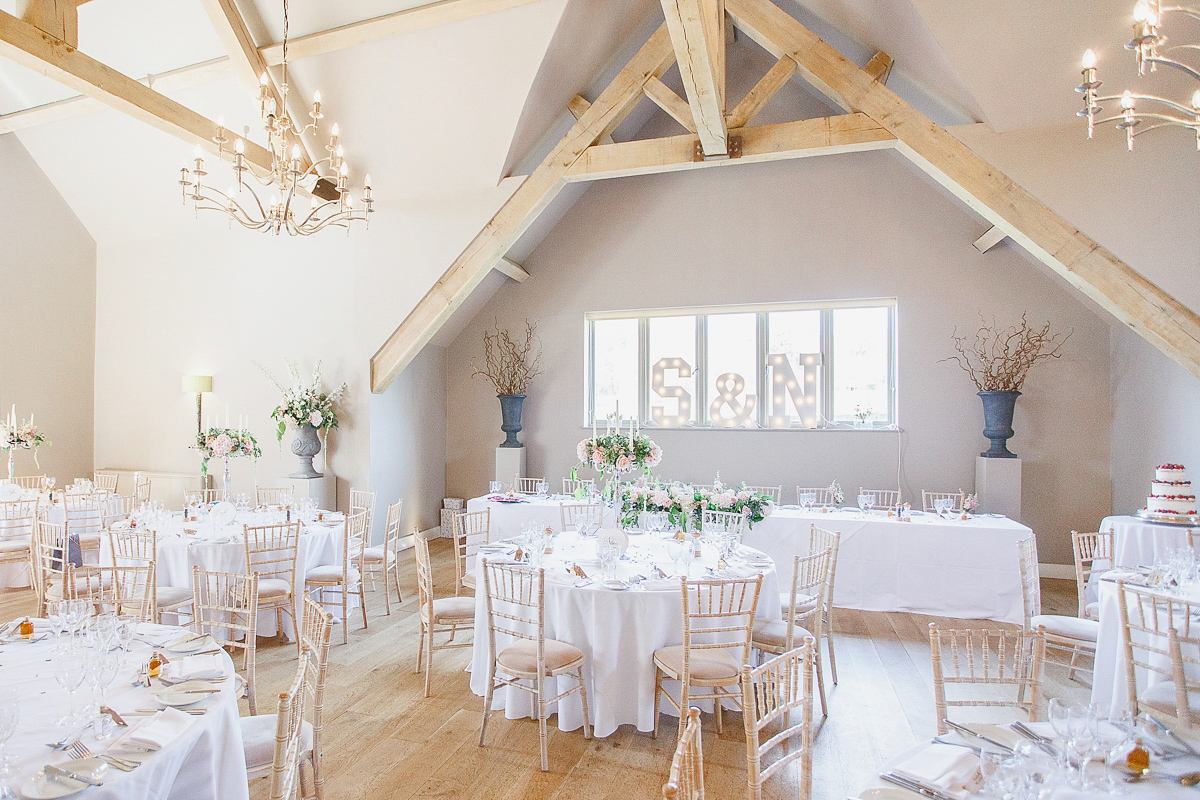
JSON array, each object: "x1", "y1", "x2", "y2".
[
  {"x1": 290, "y1": 423, "x2": 324, "y2": 478},
  {"x1": 497, "y1": 394, "x2": 526, "y2": 448},
  {"x1": 978, "y1": 390, "x2": 1020, "y2": 459}
]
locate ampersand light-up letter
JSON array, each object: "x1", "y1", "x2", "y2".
[
  {"x1": 767, "y1": 353, "x2": 823, "y2": 428},
  {"x1": 651, "y1": 357, "x2": 693, "y2": 427},
  {"x1": 709, "y1": 373, "x2": 757, "y2": 428}
]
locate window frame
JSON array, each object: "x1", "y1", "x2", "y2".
[{"x1": 585, "y1": 298, "x2": 898, "y2": 430}]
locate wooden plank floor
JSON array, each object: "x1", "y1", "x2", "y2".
[{"x1": 0, "y1": 543, "x2": 1090, "y2": 800}]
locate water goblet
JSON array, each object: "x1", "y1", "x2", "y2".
[
  {"x1": 597, "y1": 540, "x2": 619, "y2": 580},
  {"x1": 47, "y1": 600, "x2": 66, "y2": 653},
  {"x1": 89, "y1": 649, "x2": 119, "y2": 738},
  {"x1": 799, "y1": 492, "x2": 816, "y2": 512},
  {"x1": 536, "y1": 480, "x2": 549, "y2": 498},
  {"x1": 117, "y1": 615, "x2": 137, "y2": 653},
  {"x1": 666, "y1": 538, "x2": 686, "y2": 575},
  {"x1": 55, "y1": 650, "x2": 88, "y2": 725},
  {"x1": 0, "y1": 688, "x2": 17, "y2": 799},
  {"x1": 856, "y1": 494, "x2": 871, "y2": 515},
  {"x1": 488, "y1": 481, "x2": 502, "y2": 495},
  {"x1": 863, "y1": 494, "x2": 876, "y2": 514}
]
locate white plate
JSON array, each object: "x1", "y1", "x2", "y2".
[
  {"x1": 19, "y1": 766, "x2": 100, "y2": 799},
  {"x1": 600, "y1": 579, "x2": 631, "y2": 590},
  {"x1": 162, "y1": 634, "x2": 212, "y2": 653},
  {"x1": 858, "y1": 789, "x2": 912, "y2": 800},
  {"x1": 154, "y1": 689, "x2": 214, "y2": 707}
]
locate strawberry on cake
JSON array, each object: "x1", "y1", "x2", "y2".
[{"x1": 1145, "y1": 463, "x2": 1197, "y2": 516}]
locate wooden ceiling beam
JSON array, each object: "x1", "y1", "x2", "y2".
[
  {"x1": 16, "y1": 0, "x2": 76, "y2": 47},
  {"x1": 565, "y1": 112, "x2": 894, "y2": 181},
  {"x1": 725, "y1": 54, "x2": 794, "y2": 129},
  {"x1": 643, "y1": 75, "x2": 697, "y2": 133},
  {"x1": 0, "y1": 9, "x2": 274, "y2": 172},
  {"x1": 659, "y1": 0, "x2": 727, "y2": 156},
  {"x1": 567, "y1": 95, "x2": 614, "y2": 145},
  {"x1": 369, "y1": 24, "x2": 677, "y2": 391},
  {"x1": 495, "y1": 257, "x2": 530, "y2": 283},
  {"x1": 863, "y1": 50, "x2": 893, "y2": 83},
  {"x1": 726, "y1": 0, "x2": 1200, "y2": 380}
]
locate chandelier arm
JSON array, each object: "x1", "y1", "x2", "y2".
[
  {"x1": 1133, "y1": 120, "x2": 1200, "y2": 134},
  {"x1": 1160, "y1": 6, "x2": 1200, "y2": 23},
  {"x1": 1141, "y1": 54, "x2": 1200, "y2": 82},
  {"x1": 1096, "y1": 92, "x2": 1199, "y2": 115},
  {"x1": 195, "y1": 203, "x2": 266, "y2": 230},
  {"x1": 1094, "y1": 110, "x2": 1198, "y2": 127}
]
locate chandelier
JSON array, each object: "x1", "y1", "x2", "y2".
[
  {"x1": 177, "y1": 0, "x2": 373, "y2": 235},
  {"x1": 1077, "y1": 0, "x2": 1200, "y2": 151}
]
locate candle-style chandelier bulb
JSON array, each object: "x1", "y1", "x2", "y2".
[
  {"x1": 1082, "y1": 48, "x2": 1097, "y2": 69},
  {"x1": 1121, "y1": 89, "x2": 1135, "y2": 109}
]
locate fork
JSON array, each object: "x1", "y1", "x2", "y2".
[{"x1": 66, "y1": 741, "x2": 139, "y2": 771}]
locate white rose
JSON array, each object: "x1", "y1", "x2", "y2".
[{"x1": 309, "y1": 411, "x2": 323, "y2": 427}]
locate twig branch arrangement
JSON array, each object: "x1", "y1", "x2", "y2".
[
  {"x1": 472, "y1": 319, "x2": 544, "y2": 395},
  {"x1": 942, "y1": 313, "x2": 1072, "y2": 391}
]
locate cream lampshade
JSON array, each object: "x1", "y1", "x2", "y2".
[{"x1": 182, "y1": 375, "x2": 213, "y2": 394}]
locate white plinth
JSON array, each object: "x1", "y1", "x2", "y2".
[
  {"x1": 975, "y1": 456, "x2": 1022, "y2": 522},
  {"x1": 496, "y1": 447, "x2": 525, "y2": 487},
  {"x1": 282, "y1": 475, "x2": 336, "y2": 511}
]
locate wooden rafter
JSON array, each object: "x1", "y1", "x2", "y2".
[
  {"x1": 725, "y1": 0, "x2": 1200, "y2": 379},
  {"x1": 16, "y1": 0, "x2": 76, "y2": 47},
  {"x1": 495, "y1": 258, "x2": 530, "y2": 283},
  {"x1": 565, "y1": 113, "x2": 893, "y2": 181},
  {"x1": 659, "y1": 0, "x2": 727, "y2": 156},
  {"x1": 567, "y1": 95, "x2": 614, "y2": 145},
  {"x1": 643, "y1": 75, "x2": 696, "y2": 133},
  {"x1": 0, "y1": 9, "x2": 274, "y2": 172},
  {"x1": 863, "y1": 50, "x2": 893, "y2": 83},
  {"x1": 368, "y1": 24, "x2": 677, "y2": 391},
  {"x1": 725, "y1": 55, "x2": 795, "y2": 129}
]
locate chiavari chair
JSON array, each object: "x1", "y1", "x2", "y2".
[
  {"x1": 12, "y1": 475, "x2": 46, "y2": 491},
  {"x1": 0, "y1": 498, "x2": 38, "y2": 583},
  {"x1": 662, "y1": 708, "x2": 704, "y2": 800},
  {"x1": 110, "y1": 528, "x2": 192, "y2": 623},
  {"x1": 304, "y1": 510, "x2": 368, "y2": 645},
  {"x1": 192, "y1": 566, "x2": 260, "y2": 713},
  {"x1": 512, "y1": 477, "x2": 545, "y2": 495},
  {"x1": 742, "y1": 642, "x2": 816, "y2": 800},
  {"x1": 244, "y1": 521, "x2": 302, "y2": 654},
  {"x1": 1117, "y1": 581, "x2": 1200, "y2": 728},
  {"x1": 1018, "y1": 536, "x2": 1097, "y2": 679},
  {"x1": 859, "y1": 488, "x2": 901, "y2": 508},
  {"x1": 479, "y1": 562, "x2": 590, "y2": 771},
  {"x1": 92, "y1": 472, "x2": 119, "y2": 493},
  {"x1": 929, "y1": 623, "x2": 1046, "y2": 734},
  {"x1": 256, "y1": 487, "x2": 291, "y2": 506},
  {"x1": 362, "y1": 499, "x2": 403, "y2": 612},
  {"x1": 700, "y1": 509, "x2": 746, "y2": 543},
  {"x1": 134, "y1": 476, "x2": 151, "y2": 505},
  {"x1": 64, "y1": 563, "x2": 154, "y2": 621},
  {"x1": 452, "y1": 509, "x2": 490, "y2": 596},
  {"x1": 805, "y1": 525, "x2": 841, "y2": 686},
  {"x1": 743, "y1": 485, "x2": 782, "y2": 503},
  {"x1": 559, "y1": 502, "x2": 602, "y2": 532},
  {"x1": 63, "y1": 493, "x2": 104, "y2": 564},
  {"x1": 794, "y1": 486, "x2": 835, "y2": 506},
  {"x1": 653, "y1": 575, "x2": 762, "y2": 739},
  {"x1": 349, "y1": 488, "x2": 377, "y2": 530},
  {"x1": 32, "y1": 518, "x2": 68, "y2": 615},
  {"x1": 414, "y1": 531, "x2": 474, "y2": 697},
  {"x1": 1072, "y1": 530, "x2": 1113, "y2": 621},
  {"x1": 754, "y1": 548, "x2": 831, "y2": 716},
  {"x1": 266, "y1": 650, "x2": 312, "y2": 800},
  {"x1": 921, "y1": 490, "x2": 966, "y2": 513},
  {"x1": 184, "y1": 488, "x2": 219, "y2": 506},
  {"x1": 562, "y1": 477, "x2": 596, "y2": 496}
]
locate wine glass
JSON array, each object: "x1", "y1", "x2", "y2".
[
  {"x1": 666, "y1": 538, "x2": 686, "y2": 576},
  {"x1": 856, "y1": 494, "x2": 871, "y2": 515},
  {"x1": 597, "y1": 540, "x2": 619, "y2": 580},
  {"x1": 0, "y1": 688, "x2": 17, "y2": 799},
  {"x1": 799, "y1": 492, "x2": 816, "y2": 512},
  {"x1": 117, "y1": 615, "x2": 137, "y2": 653},
  {"x1": 55, "y1": 650, "x2": 87, "y2": 724},
  {"x1": 47, "y1": 600, "x2": 66, "y2": 653},
  {"x1": 536, "y1": 480, "x2": 548, "y2": 498},
  {"x1": 89, "y1": 649, "x2": 119, "y2": 738},
  {"x1": 863, "y1": 494, "x2": 876, "y2": 514}
]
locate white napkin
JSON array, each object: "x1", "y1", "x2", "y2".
[
  {"x1": 129, "y1": 708, "x2": 194, "y2": 749},
  {"x1": 0, "y1": 484, "x2": 22, "y2": 502},
  {"x1": 720, "y1": 564, "x2": 758, "y2": 579},
  {"x1": 892, "y1": 743, "x2": 979, "y2": 799},
  {"x1": 135, "y1": 623, "x2": 183, "y2": 646},
  {"x1": 209, "y1": 502, "x2": 237, "y2": 527},
  {"x1": 641, "y1": 578, "x2": 681, "y2": 591},
  {"x1": 163, "y1": 653, "x2": 224, "y2": 682}
]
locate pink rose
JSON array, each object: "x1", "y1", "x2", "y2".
[{"x1": 615, "y1": 455, "x2": 631, "y2": 471}]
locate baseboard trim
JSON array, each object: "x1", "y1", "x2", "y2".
[
  {"x1": 1040, "y1": 563, "x2": 1074, "y2": 580},
  {"x1": 396, "y1": 527, "x2": 442, "y2": 552}
]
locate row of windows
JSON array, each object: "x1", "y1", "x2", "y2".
[{"x1": 585, "y1": 300, "x2": 897, "y2": 429}]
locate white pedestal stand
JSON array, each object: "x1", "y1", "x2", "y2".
[
  {"x1": 496, "y1": 447, "x2": 525, "y2": 488},
  {"x1": 975, "y1": 456, "x2": 1022, "y2": 522},
  {"x1": 283, "y1": 475, "x2": 336, "y2": 511}
]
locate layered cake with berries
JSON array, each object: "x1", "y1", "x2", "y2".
[{"x1": 1145, "y1": 463, "x2": 1197, "y2": 516}]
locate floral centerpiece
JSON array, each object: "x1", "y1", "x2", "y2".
[
  {"x1": 829, "y1": 480, "x2": 844, "y2": 507},
  {"x1": 621, "y1": 478, "x2": 775, "y2": 531},
  {"x1": 1, "y1": 408, "x2": 49, "y2": 480},
  {"x1": 576, "y1": 434, "x2": 663, "y2": 475},
  {"x1": 262, "y1": 360, "x2": 346, "y2": 479},
  {"x1": 196, "y1": 426, "x2": 261, "y2": 501}
]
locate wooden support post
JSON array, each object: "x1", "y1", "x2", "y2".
[
  {"x1": 16, "y1": 0, "x2": 76, "y2": 47},
  {"x1": 660, "y1": 0, "x2": 727, "y2": 156}
]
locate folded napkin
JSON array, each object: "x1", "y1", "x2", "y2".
[
  {"x1": 136, "y1": 623, "x2": 184, "y2": 646},
  {"x1": 163, "y1": 653, "x2": 224, "y2": 682},
  {"x1": 893, "y1": 743, "x2": 980, "y2": 799},
  {"x1": 719, "y1": 564, "x2": 758, "y2": 579},
  {"x1": 641, "y1": 579, "x2": 681, "y2": 591},
  {"x1": 130, "y1": 708, "x2": 194, "y2": 749}
]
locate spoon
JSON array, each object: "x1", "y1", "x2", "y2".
[{"x1": 1125, "y1": 769, "x2": 1200, "y2": 785}]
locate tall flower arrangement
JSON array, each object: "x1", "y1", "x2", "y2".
[
  {"x1": 195, "y1": 427, "x2": 261, "y2": 476},
  {"x1": 0, "y1": 408, "x2": 48, "y2": 469},
  {"x1": 262, "y1": 361, "x2": 347, "y2": 442},
  {"x1": 576, "y1": 434, "x2": 663, "y2": 475}
]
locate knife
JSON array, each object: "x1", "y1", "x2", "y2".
[
  {"x1": 1010, "y1": 722, "x2": 1058, "y2": 757},
  {"x1": 942, "y1": 719, "x2": 1014, "y2": 754},
  {"x1": 880, "y1": 773, "x2": 957, "y2": 800},
  {"x1": 44, "y1": 763, "x2": 103, "y2": 786}
]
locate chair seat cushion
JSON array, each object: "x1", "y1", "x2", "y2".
[
  {"x1": 779, "y1": 591, "x2": 818, "y2": 615},
  {"x1": 240, "y1": 714, "x2": 314, "y2": 770},
  {"x1": 1084, "y1": 601, "x2": 1099, "y2": 620},
  {"x1": 0, "y1": 538, "x2": 29, "y2": 553},
  {"x1": 752, "y1": 618, "x2": 814, "y2": 651},
  {"x1": 652, "y1": 644, "x2": 740, "y2": 683},
  {"x1": 497, "y1": 638, "x2": 584, "y2": 675},
  {"x1": 77, "y1": 533, "x2": 102, "y2": 545},
  {"x1": 362, "y1": 546, "x2": 395, "y2": 564},
  {"x1": 1142, "y1": 680, "x2": 1200, "y2": 721},
  {"x1": 157, "y1": 586, "x2": 192, "y2": 607},
  {"x1": 305, "y1": 565, "x2": 360, "y2": 584},
  {"x1": 431, "y1": 596, "x2": 474, "y2": 622},
  {"x1": 257, "y1": 578, "x2": 292, "y2": 598},
  {"x1": 1031, "y1": 614, "x2": 1099, "y2": 643},
  {"x1": 461, "y1": 573, "x2": 476, "y2": 590}
]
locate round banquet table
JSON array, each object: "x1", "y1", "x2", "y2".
[
  {"x1": 1101, "y1": 514, "x2": 1198, "y2": 568},
  {"x1": 467, "y1": 530, "x2": 781, "y2": 738},
  {"x1": 465, "y1": 494, "x2": 616, "y2": 540},
  {"x1": 0, "y1": 619, "x2": 248, "y2": 800},
  {"x1": 101, "y1": 509, "x2": 352, "y2": 639}
]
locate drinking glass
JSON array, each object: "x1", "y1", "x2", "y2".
[
  {"x1": 55, "y1": 650, "x2": 88, "y2": 724},
  {"x1": 117, "y1": 615, "x2": 137, "y2": 653},
  {"x1": 863, "y1": 495, "x2": 875, "y2": 514},
  {"x1": 536, "y1": 480, "x2": 549, "y2": 498},
  {"x1": 488, "y1": 481, "x2": 502, "y2": 495},
  {"x1": 856, "y1": 494, "x2": 871, "y2": 514},
  {"x1": 89, "y1": 649, "x2": 119, "y2": 738},
  {"x1": 0, "y1": 688, "x2": 17, "y2": 799},
  {"x1": 597, "y1": 540, "x2": 619, "y2": 580},
  {"x1": 47, "y1": 600, "x2": 66, "y2": 653},
  {"x1": 799, "y1": 492, "x2": 816, "y2": 512},
  {"x1": 666, "y1": 538, "x2": 686, "y2": 575}
]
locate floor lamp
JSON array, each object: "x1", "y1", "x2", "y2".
[{"x1": 183, "y1": 375, "x2": 212, "y2": 489}]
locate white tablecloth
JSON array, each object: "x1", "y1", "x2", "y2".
[
  {"x1": 465, "y1": 495, "x2": 615, "y2": 540},
  {"x1": 743, "y1": 507, "x2": 1033, "y2": 623},
  {"x1": 102, "y1": 510, "x2": 351, "y2": 639},
  {"x1": 468, "y1": 530, "x2": 780, "y2": 738},
  {"x1": 0, "y1": 620, "x2": 248, "y2": 800},
  {"x1": 1102, "y1": 514, "x2": 1197, "y2": 568}
]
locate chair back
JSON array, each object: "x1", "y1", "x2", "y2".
[
  {"x1": 243, "y1": 521, "x2": 301, "y2": 585},
  {"x1": 13, "y1": 474, "x2": 46, "y2": 491},
  {"x1": 662, "y1": 707, "x2": 704, "y2": 800},
  {"x1": 134, "y1": 477, "x2": 151, "y2": 505},
  {"x1": 1016, "y1": 536, "x2": 1042, "y2": 626},
  {"x1": 795, "y1": 487, "x2": 834, "y2": 506},
  {"x1": 481, "y1": 562, "x2": 545, "y2": 666},
  {"x1": 350, "y1": 489, "x2": 377, "y2": 531},
  {"x1": 559, "y1": 502, "x2": 602, "y2": 531},
  {"x1": 741, "y1": 642, "x2": 815, "y2": 800},
  {"x1": 256, "y1": 487, "x2": 291, "y2": 506},
  {"x1": 93, "y1": 473, "x2": 119, "y2": 493},
  {"x1": 268, "y1": 649, "x2": 312, "y2": 800},
  {"x1": 679, "y1": 576, "x2": 761, "y2": 669},
  {"x1": 1072, "y1": 531, "x2": 1113, "y2": 619},
  {"x1": 1117, "y1": 582, "x2": 1200, "y2": 725},
  {"x1": 64, "y1": 494, "x2": 104, "y2": 536},
  {"x1": 299, "y1": 592, "x2": 334, "y2": 790},
  {"x1": 781, "y1": 549, "x2": 830, "y2": 652},
  {"x1": 922, "y1": 490, "x2": 965, "y2": 513},
  {"x1": 383, "y1": 500, "x2": 403, "y2": 552},
  {"x1": 0, "y1": 498, "x2": 39, "y2": 546},
  {"x1": 453, "y1": 509, "x2": 490, "y2": 595},
  {"x1": 701, "y1": 509, "x2": 746, "y2": 542},
  {"x1": 562, "y1": 477, "x2": 596, "y2": 496},
  {"x1": 184, "y1": 489, "x2": 218, "y2": 506},
  {"x1": 859, "y1": 488, "x2": 901, "y2": 507},
  {"x1": 192, "y1": 566, "x2": 259, "y2": 711},
  {"x1": 928, "y1": 623, "x2": 1046, "y2": 734},
  {"x1": 66, "y1": 563, "x2": 154, "y2": 620},
  {"x1": 512, "y1": 477, "x2": 544, "y2": 495},
  {"x1": 110, "y1": 528, "x2": 156, "y2": 566},
  {"x1": 743, "y1": 485, "x2": 782, "y2": 503},
  {"x1": 414, "y1": 532, "x2": 436, "y2": 623},
  {"x1": 808, "y1": 525, "x2": 840, "y2": 614},
  {"x1": 32, "y1": 519, "x2": 68, "y2": 608},
  {"x1": 345, "y1": 510, "x2": 369, "y2": 572}
]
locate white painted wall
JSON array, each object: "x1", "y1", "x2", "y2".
[
  {"x1": 0, "y1": 135, "x2": 95, "y2": 484},
  {"x1": 444, "y1": 149, "x2": 1114, "y2": 565}
]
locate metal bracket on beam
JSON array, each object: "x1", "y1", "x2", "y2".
[{"x1": 692, "y1": 135, "x2": 742, "y2": 162}]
